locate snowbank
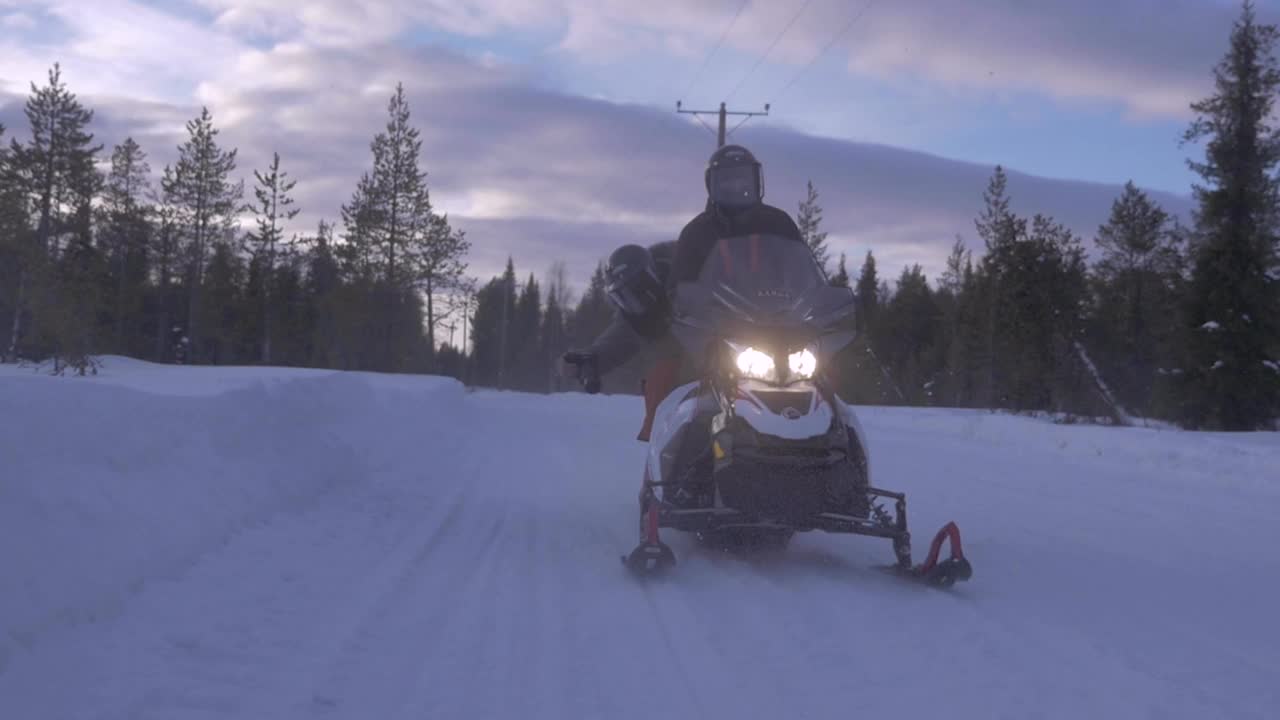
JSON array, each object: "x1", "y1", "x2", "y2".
[{"x1": 0, "y1": 358, "x2": 462, "y2": 668}]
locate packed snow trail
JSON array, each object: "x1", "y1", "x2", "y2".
[{"x1": 1, "y1": 360, "x2": 1278, "y2": 719}]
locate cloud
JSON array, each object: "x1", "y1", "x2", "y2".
[
  {"x1": 2, "y1": 11, "x2": 36, "y2": 29},
  {"x1": 185, "y1": 0, "x2": 1247, "y2": 119},
  {"x1": 0, "y1": 1, "x2": 1197, "y2": 293}
]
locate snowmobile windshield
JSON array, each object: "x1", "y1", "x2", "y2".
[
  {"x1": 671, "y1": 235, "x2": 856, "y2": 353},
  {"x1": 697, "y1": 235, "x2": 824, "y2": 301}
]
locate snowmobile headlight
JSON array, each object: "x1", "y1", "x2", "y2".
[
  {"x1": 735, "y1": 347, "x2": 776, "y2": 380},
  {"x1": 789, "y1": 349, "x2": 817, "y2": 379}
]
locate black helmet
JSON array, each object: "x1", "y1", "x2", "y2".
[
  {"x1": 705, "y1": 144, "x2": 763, "y2": 210},
  {"x1": 605, "y1": 244, "x2": 667, "y2": 320}
]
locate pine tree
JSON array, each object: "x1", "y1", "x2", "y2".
[
  {"x1": 418, "y1": 212, "x2": 469, "y2": 367},
  {"x1": 973, "y1": 167, "x2": 1024, "y2": 407},
  {"x1": 829, "y1": 253, "x2": 849, "y2": 288},
  {"x1": 1089, "y1": 181, "x2": 1184, "y2": 416},
  {"x1": 304, "y1": 220, "x2": 341, "y2": 367},
  {"x1": 165, "y1": 106, "x2": 242, "y2": 361},
  {"x1": 497, "y1": 259, "x2": 518, "y2": 388},
  {"x1": 854, "y1": 251, "x2": 879, "y2": 334},
  {"x1": 469, "y1": 260, "x2": 520, "y2": 388},
  {"x1": 880, "y1": 264, "x2": 942, "y2": 403},
  {"x1": 0, "y1": 122, "x2": 32, "y2": 364},
  {"x1": 1179, "y1": 0, "x2": 1280, "y2": 429},
  {"x1": 364, "y1": 83, "x2": 434, "y2": 369},
  {"x1": 571, "y1": 262, "x2": 613, "y2": 348},
  {"x1": 514, "y1": 273, "x2": 542, "y2": 390},
  {"x1": 242, "y1": 151, "x2": 300, "y2": 364},
  {"x1": 44, "y1": 154, "x2": 105, "y2": 376},
  {"x1": 6, "y1": 64, "x2": 102, "y2": 361},
  {"x1": 797, "y1": 180, "x2": 831, "y2": 274},
  {"x1": 338, "y1": 171, "x2": 380, "y2": 282},
  {"x1": 150, "y1": 166, "x2": 183, "y2": 361},
  {"x1": 101, "y1": 137, "x2": 152, "y2": 355},
  {"x1": 200, "y1": 239, "x2": 246, "y2": 365}
]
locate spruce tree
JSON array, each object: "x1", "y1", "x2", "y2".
[
  {"x1": 1180, "y1": 0, "x2": 1280, "y2": 429},
  {"x1": 243, "y1": 151, "x2": 300, "y2": 364},
  {"x1": 797, "y1": 180, "x2": 831, "y2": 274}
]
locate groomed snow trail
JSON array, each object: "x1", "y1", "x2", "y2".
[{"x1": 1, "y1": 364, "x2": 1278, "y2": 719}]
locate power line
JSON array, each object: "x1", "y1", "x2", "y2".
[
  {"x1": 725, "y1": 0, "x2": 816, "y2": 102},
  {"x1": 772, "y1": 0, "x2": 880, "y2": 102},
  {"x1": 681, "y1": 0, "x2": 751, "y2": 101}
]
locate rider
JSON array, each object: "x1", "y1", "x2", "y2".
[{"x1": 564, "y1": 144, "x2": 806, "y2": 440}]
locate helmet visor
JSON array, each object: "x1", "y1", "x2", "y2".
[
  {"x1": 607, "y1": 266, "x2": 662, "y2": 317},
  {"x1": 709, "y1": 163, "x2": 761, "y2": 208}
]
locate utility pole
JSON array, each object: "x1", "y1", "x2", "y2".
[{"x1": 676, "y1": 101, "x2": 770, "y2": 147}]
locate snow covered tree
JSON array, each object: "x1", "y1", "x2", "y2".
[
  {"x1": 165, "y1": 106, "x2": 242, "y2": 362},
  {"x1": 797, "y1": 180, "x2": 831, "y2": 274},
  {"x1": 1179, "y1": 0, "x2": 1280, "y2": 429},
  {"x1": 243, "y1": 151, "x2": 300, "y2": 364}
]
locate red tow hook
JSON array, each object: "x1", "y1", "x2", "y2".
[{"x1": 914, "y1": 521, "x2": 972, "y2": 587}]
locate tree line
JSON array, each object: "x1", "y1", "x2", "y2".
[{"x1": 0, "y1": 70, "x2": 468, "y2": 375}]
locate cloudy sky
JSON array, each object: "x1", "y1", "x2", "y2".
[{"x1": 0, "y1": 0, "x2": 1255, "y2": 291}]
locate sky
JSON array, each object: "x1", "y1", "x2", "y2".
[{"x1": 0, "y1": 0, "x2": 1257, "y2": 293}]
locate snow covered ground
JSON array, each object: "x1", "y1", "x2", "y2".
[{"x1": 1, "y1": 357, "x2": 1278, "y2": 719}]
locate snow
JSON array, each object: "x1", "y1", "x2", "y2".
[{"x1": 2, "y1": 358, "x2": 1279, "y2": 719}]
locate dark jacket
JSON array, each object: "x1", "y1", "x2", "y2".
[
  {"x1": 588, "y1": 240, "x2": 675, "y2": 375},
  {"x1": 667, "y1": 201, "x2": 805, "y2": 289},
  {"x1": 588, "y1": 201, "x2": 804, "y2": 375}
]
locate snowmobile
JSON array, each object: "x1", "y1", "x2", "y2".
[{"x1": 577, "y1": 234, "x2": 972, "y2": 587}]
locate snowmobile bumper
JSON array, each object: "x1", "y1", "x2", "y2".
[{"x1": 708, "y1": 415, "x2": 864, "y2": 523}]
